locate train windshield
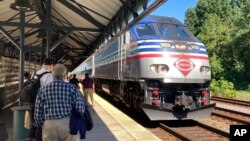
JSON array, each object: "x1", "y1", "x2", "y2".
[
  {"x1": 135, "y1": 23, "x2": 198, "y2": 42},
  {"x1": 135, "y1": 24, "x2": 157, "y2": 39},
  {"x1": 156, "y1": 23, "x2": 198, "y2": 41}
]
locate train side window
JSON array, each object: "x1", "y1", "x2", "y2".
[{"x1": 135, "y1": 24, "x2": 156, "y2": 39}]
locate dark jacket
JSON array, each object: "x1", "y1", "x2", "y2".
[{"x1": 70, "y1": 107, "x2": 86, "y2": 139}]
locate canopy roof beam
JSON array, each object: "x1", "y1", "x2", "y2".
[
  {"x1": 57, "y1": 0, "x2": 105, "y2": 29},
  {"x1": 0, "y1": 26, "x2": 20, "y2": 50},
  {"x1": 50, "y1": 30, "x2": 73, "y2": 52},
  {"x1": 92, "y1": 0, "x2": 166, "y2": 50},
  {"x1": 0, "y1": 21, "x2": 102, "y2": 32}
]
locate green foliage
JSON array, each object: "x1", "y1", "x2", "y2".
[
  {"x1": 185, "y1": 8, "x2": 199, "y2": 35},
  {"x1": 209, "y1": 55, "x2": 224, "y2": 79},
  {"x1": 197, "y1": 14, "x2": 232, "y2": 54},
  {"x1": 211, "y1": 79, "x2": 237, "y2": 98},
  {"x1": 222, "y1": 31, "x2": 250, "y2": 88},
  {"x1": 237, "y1": 0, "x2": 250, "y2": 30},
  {"x1": 235, "y1": 90, "x2": 250, "y2": 101},
  {"x1": 186, "y1": 0, "x2": 236, "y2": 36},
  {"x1": 185, "y1": 0, "x2": 250, "y2": 90}
]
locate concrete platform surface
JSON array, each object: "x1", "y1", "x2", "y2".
[
  {"x1": 85, "y1": 94, "x2": 161, "y2": 141},
  {"x1": 0, "y1": 93, "x2": 161, "y2": 141}
]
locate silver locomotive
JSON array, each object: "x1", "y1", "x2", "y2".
[{"x1": 73, "y1": 15, "x2": 215, "y2": 120}]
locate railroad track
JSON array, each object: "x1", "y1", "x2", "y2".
[
  {"x1": 211, "y1": 96, "x2": 250, "y2": 107},
  {"x1": 212, "y1": 107, "x2": 250, "y2": 124},
  {"x1": 159, "y1": 120, "x2": 229, "y2": 141}
]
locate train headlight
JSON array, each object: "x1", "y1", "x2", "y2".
[
  {"x1": 150, "y1": 64, "x2": 169, "y2": 73},
  {"x1": 200, "y1": 66, "x2": 210, "y2": 73},
  {"x1": 175, "y1": 44, "x2": 187, "y2": 50},
  {"x1": 179, "y1": 45, "x2": 187, "y2": 50},
  {"x1": 160, "y1": 42, "x2": 171, "y2": 48},
  {"x1": 191, "y1": 45, "x2": 199, "y2": 50},
  {"x1": 150, "y1": 65, "x2": 157, "y2": 72}
]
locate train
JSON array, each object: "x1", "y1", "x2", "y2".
[{"x1": 72, "y1": 15, "x2": 216, "y2": 120}]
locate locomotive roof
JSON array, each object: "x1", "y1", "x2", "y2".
[{"x1": 138, "y1": 15, "x2": 185, "y2": 26}]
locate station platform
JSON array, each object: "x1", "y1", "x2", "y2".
[
  {"x1": 0, "y1": 93, "x2": 161, "y2": 141},
  {"x1": 85, "y1": 94, "x2": 161, "y2": 141}
]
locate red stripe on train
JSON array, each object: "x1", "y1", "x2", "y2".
[
  {"x1": 127, "y1": 54, "x2": 208, "y2": 61},
  {"x1": 102, "y1": 54, "x2": 208, "y2": 67}
]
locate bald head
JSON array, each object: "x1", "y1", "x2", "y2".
[{"x1": 52, "y1": 64, "x2": 67, "y2": 79}]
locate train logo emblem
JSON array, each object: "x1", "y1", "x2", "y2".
[{"x1": 174, "y1": 59, "x2": 195, "y2": 76}]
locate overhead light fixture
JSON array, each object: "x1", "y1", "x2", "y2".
[{"x1": 10, "y1": 0, "x2": 34, "y2": 12}]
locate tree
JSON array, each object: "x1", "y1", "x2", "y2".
[
  {"x1": 185, "y1": 0, "x2": 249, "y2": 89},
  {"x1": 185, "y1": 0, "x2": 236, "y2": 36}
]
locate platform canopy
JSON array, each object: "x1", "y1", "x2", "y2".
[{"x1": 0, "y1": 0, "x2": 166, "y2": 70}]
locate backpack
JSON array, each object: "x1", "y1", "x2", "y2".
[{"x1": 20, "y1": 72, "x2": 49, "y2": 105}]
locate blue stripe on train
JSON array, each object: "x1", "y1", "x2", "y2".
[
  {"x1": 137, "y1": 42, "x2": 206, "y2": 49},
  {"x1": 136, "y1": 48, "x2": 208, "y2": 55},
  {"x1": 137, "y1": 42, "x2": 161, "y2": 46}
]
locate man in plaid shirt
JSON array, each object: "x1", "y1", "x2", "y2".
[{"x1": 34, "y1": 63, "x2": 85, "y2": 141}]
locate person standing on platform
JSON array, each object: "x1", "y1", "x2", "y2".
[
  {"x1": 81, "y1": 73, "x2": 94, "y2": 107},
  {"x1": 24, "y1": 72, "x2": 31, "y2": 83},
  {"x1": 32, "y1": 58, "x2": 53, "y2": 89},
  {"x1": 29, "y1": 58, "x2": 54, "y2": 141},
  {"x1": 69, "y1": 74, "x2": 80, "y2": 88},
  {"x1": 34, "y1": 63, "x2": 85, "y2": 141},
  {"x1": 20, "y1": 72, "x2": 31, "y2": 106}
]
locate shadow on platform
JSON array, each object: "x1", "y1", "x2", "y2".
[{"x1": 0, "y1": 104, "x2": 118, "y2": 141}]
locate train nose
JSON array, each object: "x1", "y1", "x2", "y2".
[{"x1": 141, "y1": 103, "x2": 216, "y2": 120}]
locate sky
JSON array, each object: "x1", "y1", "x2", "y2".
[{"x1": 151, "y1": 0, "x2": 197, "y2": 23}]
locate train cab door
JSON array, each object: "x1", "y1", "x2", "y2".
[{"x1": 119, "y1": 31, "x2": 131, "y2": 79}]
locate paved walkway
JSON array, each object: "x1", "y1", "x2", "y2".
[
  {"x1": 0, "y1": 94, "x2": 161, "y2": 141},
  {"x1": 85, "y1": 94, "x2": 161, "y2": 141}
]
